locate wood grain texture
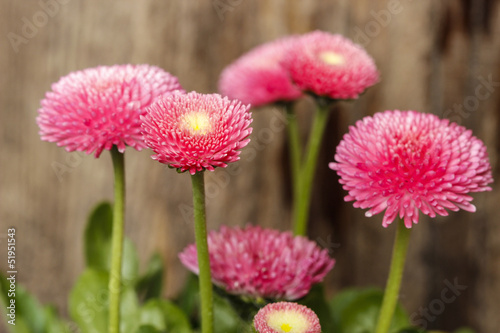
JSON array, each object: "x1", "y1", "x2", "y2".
[{"x1": 1, "y1": 0, "x2": 499, "y2": 331}]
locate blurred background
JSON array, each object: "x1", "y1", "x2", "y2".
[{"x1": 1, "y1": 0, "x2": 499, "y2": 331}]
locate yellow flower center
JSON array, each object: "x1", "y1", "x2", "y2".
[
  {"x1": 181, "y1": 112, "x2": 212, "y2": 135},
  {"x1": 319, "y1": 51, "x2": 345, "y2": 66},
  {"x1": 267, "y1": 311, "x2": 309, "y2": 333}
]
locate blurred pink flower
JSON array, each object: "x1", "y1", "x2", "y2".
[
  {"x1": 218, "y1": 36, "x2": 302, "y2": 106},
  {"x1": 141, "y1": 92, "x2": 252, "y2": 175},
  {"x1": 179, "y1": 225, "x2": 335, "y2": 300},
  {"x1": 253, "y1": 302, "x2": 321, "y2": 333},
  {"x1": 37, "y1": 64, "x2": 183, "y2": 157},
  {"x1": 330, "y1": 110, "x2": 493, "y2": 228},
  {"x1": 286, "y1": 30, "x2": 379, "y2": 100}
]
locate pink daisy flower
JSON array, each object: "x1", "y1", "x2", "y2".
[
  {"x1": 141, "y1": 92, "x2": 252, "y2": 175},
  {"x1": 218, "y1": 36, "x2": 302, "y2": 106},
  {"x1": 254, "y1": 302, "x2": 321, "y2": 333},
  {"x1": 179, "y1": 225, "x2": 335, "y2": 300},
  {"x1": 330, "y1": 110, "x2": 493, "y2": 228},
  {"x1": 37, "y1": 64, "x2": 184, "y2": 157},
  {"x1": 285, "y1": 30, "x2": 379, "y2": 100}
]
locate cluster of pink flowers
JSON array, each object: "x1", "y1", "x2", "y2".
[
  {"x1": 37, "y1": 65, "x2": 254, "y2": 176},
  {"x1": 37, "y1": 28, "x2": 494, "y2": 330},
  {"x1": 179, "y1": 225, "x2": 335, "y2": 300},
  {"x1": 330, "y1": 110, "x2": 493, "y2": 228},
  {"x1": 219, "y1": 30, "x2": 379, "y2": 105}
]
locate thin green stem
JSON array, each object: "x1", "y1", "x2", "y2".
[
  {"x1": 292, "y1": 101, "x2": 331, "y2": 236},
  {"x1": 191, "y1": 171, "x2": 214, "y2": 333},
  {"x1": 285, "y1": 103, "x2": 302, "y2": 198},
  {"x1": 375, "y1": 221, "x2": 412, "y2": 333},
  {"x1": 108, "y1": 147, "x2": 125, "y2": 333}
]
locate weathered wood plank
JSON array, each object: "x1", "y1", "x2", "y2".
[{"x1": 0, "y1": 0, "x2": 499, "y2": 331}]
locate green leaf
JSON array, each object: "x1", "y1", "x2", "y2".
[
  {"x1": 157, "y1": 299, "x2": 192, "y2": 333},
  {"x1": 176, "y1": 273, "x2": 200, "y2": 324},
  {"x1": 85, "y1": 202, "x2": 113, "y2": 270},
  {"x1": 397, "y1": 328, "x2": 424, "y2": 333},
  {"x1": 13, "y1": 288, "x2": 46, "y2": 333},
  {"x1": 213, "y1": 286, "x2": 262, "y2": 323},
  {"x1": 122, "y1": 238, "x2": 140, "y2": 286},
  {"x1": 139, "y1": 301, "x2": 166, "y2": 330},
  {"x1": 137, "y1": 299, "x2": 191, "y2": 333},
  {"x1": 453, "y1": 329, "x2": 476, "y2": 333},
  {"x1": 84, "y1": 201, "x2": 139, "y2": 284},
  {"x1": 136, "y1": 325, "x2": 162, "y2": 333},
  {"x1": 213, "y1": 294, "x2": 242, "y2": 333},
  {"x1": 0, "y1": 274, "x2": 77, "y2": 333},
  {"x1": 69, "y1": 269, "x2": 109, "y2": 333},
  {"x1": 176, "y1": 274, "x2": 242, "y2": 332},
  {"x1": 0, "y1": 275, "x2": 46, "y2": 333},
  {"x1": 330, "y1": 287, "x2": 380, "y2": 332},
  {"x1": 331, "y1": 289, "x2": 409, "y2": 333},
  {"x1": 4, "y1": 319, "x2": 32, "y2": 333},
  {"x1": 121, "y1": 286, "x2": 141, "y2": 333},
  {"x1": 69, "y1": 268, "x2": 141, "y2": 333},
  {"x1": 298, "y1": 283, "x2": 335, "y2": 332},
  {"x1": 135, "y1": 253, "x2": 164, "y2": 303},
  {"x1": 44, "y1": 306, "x2": 74, "y2": 333}
]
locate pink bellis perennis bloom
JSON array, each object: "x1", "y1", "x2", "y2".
[
  {"x1": 37, "y1": 64, "x2": 184, "y2": 157},
  {"x1": 254, "y1": 302, "x2": 321, "y2": 333},
  {"x1": 179, "y1": 225, "x2": 335, "y2": 300},
  {"x1": 285, "y1": 30, "x2": 379, "y2": 100},
  {"x1": 218, "y1": 36, "x2": 302, "y2": 106},
  {"x1": 141, "y1": 92, "x2": 252, "y2": 175},
  {"x1": 330, "y1": 110, "x2": 493, "y2": 228}
]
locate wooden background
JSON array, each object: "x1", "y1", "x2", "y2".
[{"x1": 1, "y1": 0, "x2": 499, "y2": 331}]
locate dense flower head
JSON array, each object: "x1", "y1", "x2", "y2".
[
  {"x1": 330, "y1": 110, "x2": 493, "y2": 228},
  {"x1": 141, "y1": 92, "x2": 252, "y2": 174},
  {"x1": 285, "y1": 30, "x2": 379, "y2": 100},
  {"x1": 218, "y1": 36, "x2": 302, "y2": 106},
  {"x1": 179, "y1": 225, "x2": 335, "y2": 300},
  {"x1": 37, "y1": 64, "x2": 184, "y2": 157},
  {"x1": 254, "y1": 302, "x2": 321, "y2": 333}
]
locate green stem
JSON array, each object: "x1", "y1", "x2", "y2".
[
  {"x1": 108, "y1": 147, "x2": 125, "y2": 333},
  {"x1": 375, "y1": 221, "x2": 412, "y2": 333},
  {"x1": 191, "y1": 171, "x2": 214, "y2": 333},
  {"x1": 285, "y1": 103, "x2": 302, "y2": 198},
  {"x1": 292, "y1": 101, "x2": 331, "y2": 236}
]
